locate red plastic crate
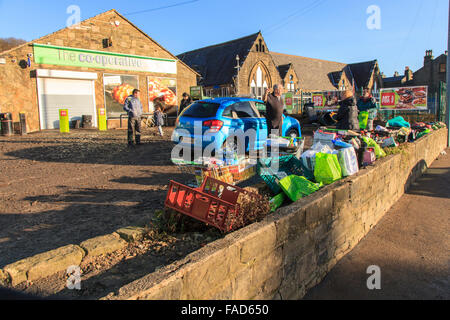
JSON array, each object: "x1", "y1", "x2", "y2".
[{"x1": 165, "y1": 177, "x2": 261, "y2": 232}]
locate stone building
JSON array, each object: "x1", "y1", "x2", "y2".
[
  {"x1": 178, "y1": 32, "x2": 383, "y2": 100},
  {"x1": 383, "y1": 50, "x2": 447, "y2": 96},
  {"x1": 0, "y1": 9, "x2": 198, "y2": 132}
]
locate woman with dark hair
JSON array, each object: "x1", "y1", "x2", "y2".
[{"x1": 336, "y1": 90, "x2": 360, "y2": 130}]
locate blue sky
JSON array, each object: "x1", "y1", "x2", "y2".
[{"x1": 0, "y1": 0, "x2": 447, "y2": 76}]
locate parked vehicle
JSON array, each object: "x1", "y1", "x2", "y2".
[{"x1": 172, "y1": 97, "x2": 302, "y2": 155}]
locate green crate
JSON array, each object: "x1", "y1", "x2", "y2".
[{"x1": 257, "y1": 156, "x2": 303, "y2": 194}]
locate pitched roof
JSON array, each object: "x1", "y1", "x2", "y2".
[
  {"x1": 270, "y1": 52, "x2": 348, "y2": 91},
  {"x1": 277, "y1": 64, "x2": 292, "y2": 80},
  {"x1": 0, "y1": 9, "x2": 199, "y2": 76},
  {"x1": 347, "y1": 60, "x2": 378, "y2": 89},
  {"x1": 177, "y1": 32, "x2": 260, "y2": 87},
  {"x1": 329, "y1": 71, "x2": 343, "y2": 86},
  {"x1": 383, "y1": 76, "x2": 404, "y2": 83}
]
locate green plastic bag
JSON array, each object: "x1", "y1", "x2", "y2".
[
  {"x1": 416, "y1": 129, "x2": 431, "y2": 139},
  {"x1": 314, "y1": 153, "x2": 342, "y2": 185},
  {"x1": 361, "y1": 136, "x2": 386, "y2": 158},
  {"x1": 270, "y1": 193, "x2": 286, "y2": 212},
  {"x1": 359, "y1": 111, "x2": 369, "y2": 130},
  {"x1": 279, "y1": 175, "x2": 322, "y2": 202}
]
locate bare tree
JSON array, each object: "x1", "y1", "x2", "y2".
[{"x1": 0, "y1": 37, "x2": 27, "y2": 53}]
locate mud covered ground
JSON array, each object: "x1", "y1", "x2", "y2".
[{"x1": 0, "y1": 126, "x2": 314, "y2": 299}]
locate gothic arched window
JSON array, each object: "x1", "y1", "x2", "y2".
[{"x1": 249, "y1": 63, "x2": 271, "y2": 99}]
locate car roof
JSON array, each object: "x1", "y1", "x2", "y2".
[{"x1": 199, "y1": 97, "x2": 264, "y2": 105}]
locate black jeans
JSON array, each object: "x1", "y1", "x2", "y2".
[{"x1": 128, "y1": 117, "x2": 142, "y2": 144}]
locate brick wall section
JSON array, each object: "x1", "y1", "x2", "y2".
[
  {"x1": 106, "y1": 129, "x2": 448, "y2": 300},
  {"x1": 0, "y1": 10, "x2": 197, "y2": 132}
]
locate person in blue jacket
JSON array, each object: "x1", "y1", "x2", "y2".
[{"x1": 124, "y1": 89, "x2": 143, "y2": 146}]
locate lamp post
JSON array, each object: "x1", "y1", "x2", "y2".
[{"x1": 235, "y1": 55, "x2": 240, "y2": 96}]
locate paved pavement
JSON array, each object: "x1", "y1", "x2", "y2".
[{"x1": 304, "y1": 148, "x2": 450, "y2": 300}]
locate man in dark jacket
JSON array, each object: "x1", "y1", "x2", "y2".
[
  {"x1": 178, "y1": 93, "x2": 192, "y2": 116},
  {"x1": 124, "y1": 89, "x2": 143, "y2": 146},
  {"x1": 263, "y1": 84, "x2": 284, "y2": 136},
  {"x1": 336, "y1": 90, "x2": 360, "y2": 130}
]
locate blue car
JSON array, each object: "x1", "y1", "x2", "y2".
[{"x1": 172, "y1": 97, "x2": 302, "y2": 155}]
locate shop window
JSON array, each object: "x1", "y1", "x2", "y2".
[
  {"x1": 103, "y1": 74, "x2": 139, "y2": 117},
  {"x1": 148, "y1": 77, "x2": 177, "y2": 115}
]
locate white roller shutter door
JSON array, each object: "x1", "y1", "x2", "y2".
[{"x1": 37, "y1": 75, "x2": 97, "y2": 130}]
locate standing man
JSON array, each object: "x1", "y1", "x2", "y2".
[
  {"x1": 263, "y1": 84, "x2": 284, "y2": 137},
  {"x1": 178, "y1": 93, "x2": 192, "y2": 116},
  {"x1": 124, "y1": 89, "x2": 143, "y2": 146},
  {"x1": 357, "y1": 88, "x2": 378, "y2": 130}
]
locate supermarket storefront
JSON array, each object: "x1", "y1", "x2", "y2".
[
  {"x1": 0, "y1": 9, "x2": 198, "y2": 132},
  {"x1": 33, "y1": 44, "x2": 179, "y2": 130}
]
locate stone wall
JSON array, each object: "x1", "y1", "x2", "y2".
[
  {"x1": 106, "y1": 128, "x2": 448, "y2": 300},
  {"x1": 0, "y1": 10, "x2": 197, "y2": 132}
]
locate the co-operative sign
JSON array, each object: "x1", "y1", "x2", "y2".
[{"x1": 33, "y1": 44, "x2": 177, "y2": 74}]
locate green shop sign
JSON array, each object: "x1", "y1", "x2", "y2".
[{"x1": 33, "y1": 44, "x2": 177, "y2": 74}]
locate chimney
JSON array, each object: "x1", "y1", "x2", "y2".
[
  {"x1": 404, "y1": 66, "x2": 413, "y2": 81},
  {"x1": 424, "y1": 50, "x2": 434, "y2": 65}
]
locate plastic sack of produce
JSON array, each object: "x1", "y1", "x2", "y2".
[
  {"x1": 338, "y1": 147, "x2": 359, "y2": 177},
  {"x1": 416, "y1": 129, "x2": 431, "y2": 139},
  {"x1": 300, "y1": 149, "x2": 319, "y2": 181},
  {"x1": 368, "y1": 108, "x2": 378, "y2": 120},
  {"x1": 362, "y1": 148, "x2": 376, "y2": 166},
  {"x1": 314, "y1": 152, "x2": 343, "y2": 185},
  {"x1": 361, "y1": 136, "x2": 386, "y2": 158},
  {"x1": 269, "y1": 193, "x2": 286, "y2": 212},
  {"x1": 300, "y1": 142, "x2": 336, "y2": 177},
  {"x1": 333, "y1": 139, "x2": 354, "y2": 149},
  {"x1": 387, "y1": 116, "x2": 411, "y2": 128},
  {"x1": 382, "y1": 137, "x2": 398, "y2": 148},
  {"x1": 375, "y1": 125, "x2": 389, "y2": 132},
  {"x1": 358, "y1": 111, "x2": 369, "y2": 130},
  {"x1": 279, "y1": 175, "x2": 322, "y2": 202}
]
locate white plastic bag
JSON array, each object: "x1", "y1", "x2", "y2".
[
  {"x1": 338, "y1": 147, "x2": 359, "y2": 177},
  {"x1": 301, "y1": 149, "x2": 318, "y2": 172}
]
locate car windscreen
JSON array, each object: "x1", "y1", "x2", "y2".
[{"x1": 181, "y1": 102, "x2": 220, "y2": 118}]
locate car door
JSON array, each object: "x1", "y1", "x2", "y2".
[{"x1": 229, "y1": 101, "x2": 266, "y2": 151}]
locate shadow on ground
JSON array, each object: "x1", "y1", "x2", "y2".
[{"x1": 0, "y1": 187, "x2": 164, "y2": 267}]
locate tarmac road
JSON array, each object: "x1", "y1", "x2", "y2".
[{"x1": 304, "y1": 148, "x2": 450, "y2": 300}]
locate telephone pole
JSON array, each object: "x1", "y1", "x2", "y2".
[{"x1": 447, "y1": 0, "x2": 450, "y2": 146}]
